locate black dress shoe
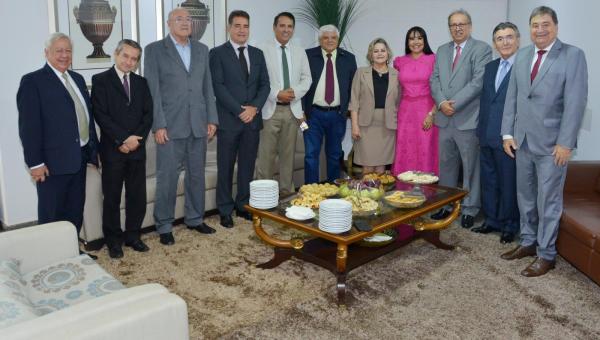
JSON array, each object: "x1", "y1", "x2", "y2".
[
  {"x1": 500, "y1": 231, "x2": 515, "y2": 244},
  {"x1": 220, "y1": 215, "x2": 234, "y2": 228},
  {"x1": 80, "y1": 250, "x2": 98, "y2": 260},
  {"x1": 187, "y1": 223, "x2": 216, "y2": 234},
  {"x1": 125, "y1": 240, "x2": 150, "y2": 252},
  {"x1": 431, "y1": 209, "x2": 451, "y2": 220},
  {"x1": 107, "y1": 245, "x2": 124, "y2": 259},
  {"x1": 461, "y1": 215, "x2": 474, "y2": 229},
  {"x1": 159, "y1": 232, "x2": 175, "y2": 246},
  {"x1": 471, "y1": 224, "x2": 495, "y2": 234},
  {"x1": 235, "y1": 209, "x2": 252, "y2": 221}
]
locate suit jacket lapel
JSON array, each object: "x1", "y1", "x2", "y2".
[
  {"x1": 164, "y1": 37, "x2": 188, "y2": 73},
  {"x1": 489, "y1": 59, "x2": 502, "y2": 100},
  {"x1": 450, "y1": 39, "x2": 470, "y2": 82},
  {"x1": 108, "y1": 67, "x2": 129, "y2": 101},
  {"x1": 387, "y1": 67, "x2": 398, "y2": 97},
  {"x1": 226, "y1": 41, "x2": 246, "y2": 83},
  {"x1": 44, "y1": 64, "x2": 71, "y2": 104},
  {"x1": 364, "y1": 67, "x2": 374, "y2": 95},
  {"x1": 270, "y1": 41, "x2": 281, "y2": 83},
  {"x1": 531, "y1": 39, "x2": 561, "y2": 91}
]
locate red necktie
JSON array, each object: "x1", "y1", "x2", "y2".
[
  {"x1": 530, "y1": 50, "x2": 547, "y2": 83},
  {"x1": 452, "y1": 45, "x2": 461, "y2": 71},
  {"x1": 325, "y1": 53, "x2": 334, "y2": 104}
]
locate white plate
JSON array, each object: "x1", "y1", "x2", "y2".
[{"x1": 285, "y1": 211, "x2": 316, "y2": 221}]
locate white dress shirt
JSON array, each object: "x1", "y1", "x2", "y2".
[
  {"x1": 230, "y1": 40, "x2": 250, "y2": 73},
  {"x1": 312, "y1": 49, "x2": 340, "y2": 107}
]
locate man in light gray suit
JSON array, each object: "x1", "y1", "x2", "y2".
[
  {"x1": 257, "y1": 12, "x2": 312, "y2": 196},
  {"x1": 500, "y1": 6, "x2": 588, "y2": 277},
  {"x1": 430, "y1": 9, "x2": 492, "y2": 228},
  {"x1": 144, "y1": 8, "x2": 219, "y2": 245}
]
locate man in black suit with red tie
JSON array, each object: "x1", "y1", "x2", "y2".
[
  {"x1": 17, "y1": 33, "x2": 99, "y2": 259},
  {"x1": 91, "y1": 39, "x2": 153, "y2": 258}
]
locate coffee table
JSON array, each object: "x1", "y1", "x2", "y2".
[{"x1": 245, "y1": 183, "x2": 467, "y2": 305}]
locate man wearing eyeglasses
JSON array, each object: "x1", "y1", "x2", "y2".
[
  {"x1": 500, "y1": 6, "x2": 588, "y2": 277},
  {"x1": 430, "y1": 9, "x2": 492, "y2": 229},
  {"x1": 144, "y1": 8, "x2": 219, "y2": 246},
  {"x1": 472, "y1": 23, "x2": 520, "y2": 245}
]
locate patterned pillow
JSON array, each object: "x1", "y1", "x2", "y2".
[
  {"x1": 0, "y1": 259, "x2": 39, "y2": 329},
  {"x1": 22, "y1": 255, "x2": 124, "y2": 315}
]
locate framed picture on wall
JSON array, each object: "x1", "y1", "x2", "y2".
[
  {"x1": 51, "y1": 0, "x2": 139, "y2": 80},
  {"x1": 161, "y1": 0, "x2": 227, "y2": 48}
]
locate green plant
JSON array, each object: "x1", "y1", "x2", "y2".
[{"x1": 295, "y1": 0, "x2": 363, "y2": 44}]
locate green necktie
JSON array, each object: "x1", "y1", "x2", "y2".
[
  {"x1": 281, "y1": 45, "x2": 290, "y2": 89},
  {"x1": 61, "y1": 73, "x2": 89, "y2": 142}
]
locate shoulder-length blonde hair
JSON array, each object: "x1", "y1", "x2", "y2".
[{"x1": 366, "y1": 37, "x2": 393, "y2": 65}]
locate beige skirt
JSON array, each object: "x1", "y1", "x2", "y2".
[{"x1": 354, "y1": 109, "x2": 395, "y2": 166}]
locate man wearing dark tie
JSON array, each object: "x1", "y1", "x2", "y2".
[
  {"x1": 17, "y1": 33, "x2": 99, "y2": 258},
  {"x1": 210, "y1": 10, "x2": 270, "y2": 228},
  {"x1": 501, "y1": 6, "x2": 588, "y2": 277},
  {"x1": 91, "y1": 40, "x2": 153, "y2": 258},
  {"x1": 303, "y1": 25, "x2": 357, "y2": 183},
  {"x1": 472, "y1": 23, "x2": 520, "y2": 244},
  {"x1": 430, "y1": 9, "x2": 492, "y2": 228},
  {"x1": 144, "y1": 8, "x2": 219, "y2": 245}
]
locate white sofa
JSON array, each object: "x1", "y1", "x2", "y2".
[
  {"x1": 0, "y1": 221, "x2": 189, "y2": 340},
  {"x1": 81, "y1": 129, "x2": 322, "y2": 246}
]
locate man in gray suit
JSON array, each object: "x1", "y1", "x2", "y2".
[
  {"x1": 500, "y1": 6, "x2": 588, "y2": 277},
  {"x1": 144, "y1": 8, "x2": 219, "y2": 245},
  {"x1": 430, "y1": 9, "x2": 492, "y2": 228}
]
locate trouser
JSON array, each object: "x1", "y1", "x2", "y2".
[{"x1": 303, "y1": 108, "x2": 346, "y2": 183}]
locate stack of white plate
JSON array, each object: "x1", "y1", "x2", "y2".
[
  {"x1": 249, "y1": 180, "x2": 279, "y2": 209},
  {"x1": 319, "y1": 199, "x2": 352, "y2": 234}
]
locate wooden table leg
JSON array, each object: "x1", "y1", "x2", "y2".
[
  {"x1": 336, "y1": 244, "x2": 348, "y2": 305},
  {"x1": 256, "y1": 248, "x2": 293, "y2": 269},
  {"x1": 421, "y1": 230, "x2": 455, "y2": 250}
]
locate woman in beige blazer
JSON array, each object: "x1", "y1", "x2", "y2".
[{"x1": 349, "y1": 38, "x2": 399, "y2": 174}]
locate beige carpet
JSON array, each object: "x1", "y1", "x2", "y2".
[{"x1": 92, "y1": 216, "x2": 600, "y2": 339}]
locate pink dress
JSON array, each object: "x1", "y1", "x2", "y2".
[{"x1": 391, "y1": 54, "x2": 439, "y2": 176}]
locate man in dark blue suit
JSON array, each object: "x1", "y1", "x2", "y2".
[
  {"x1": 303, "y1": 25, "x2": 357, "y2": 183},
  {"x1": 17, "y1": 33, "x2": 99, "y2": 256},
  {"x1": 472, "y1": 23, "x2": 520, "y2": 243},
  {"x1": 210, "y1": 10, "x2": 270, "y2": 228}
]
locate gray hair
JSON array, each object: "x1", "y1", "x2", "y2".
[
  {"x1": 167, "y1": 7, "x2": 190, "y2": 21},
  {"x1": 318, "y1": 24, "x2": 339, "y2": 38},
  {"x1": 45, "y1": 32, "x2": 71, "y2": 49},
  {"x1": 529, "y1": 6, "x2": 558, "y2": 25},
  {"x1": 492, "y1": 22, "x2": 520, "y2": 39},
  {"x1": 448, "y1": 9, "x2": 472, "y2": 26},
  {"x1": 115, "y1": 39, "x2": 142, "y2": 55}
]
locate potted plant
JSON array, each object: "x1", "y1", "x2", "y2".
[{"x1": 295, "y1": 0, "x2": 362, "y2": 45}]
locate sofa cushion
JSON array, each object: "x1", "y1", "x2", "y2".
[
  {"x1": 0, "y1": 259, "x2": 39, "y2": 329},
  {"x1": 22, "y1": 255, "x2": 124, "y2": 315},
  {"x1": 561, "y1": 199, "x2": 600, "y2": 249}
]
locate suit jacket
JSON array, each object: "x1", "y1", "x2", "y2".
[
  {"x1": 91, "y1": 67, "x2": 153, "y2": 161},
  {"x1": 477, "y1": 58, "x2": 512, "y2": 149},
  {"x1": 501, "y1": 39, "x2": 588, "y2": 155},
  {"x1": 348, "y1": 66, "x2": 399, "y2": 130},
  {"x1": 209, "y1": 41, "x2": 270, "y2": 131},
  {"x1": 302, "y1": 46, "x2": 357, "y2": 115},
  {"x1": 260, "y1": 40, "x2": 312, "y2": 119},
  {"x1": 143, "y1": 36, "x2": 218, "y2": 138},
  {"x1": 430, "y1": 38, "x2": 492, "y2": 130},
  {"x1": 17, "y1": 63, "x2": 99, "y2": 175}
]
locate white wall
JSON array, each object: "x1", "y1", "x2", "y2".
[
  {"x1": 508, "y1": 0, "x2": 599, "y2": 160},
  {"x1": 0, "y1": 1, "x2": 51, "y2": 226}
]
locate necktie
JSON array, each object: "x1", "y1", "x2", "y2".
[
  {"x1": 530, "y1": 50, "x2": 547, "y2": 83},
  {"x1": 495, "y1": 60, "x2": 509, "y2": 91},
  {"x1": 123, "y1": 74, "x2": 130, "y2": 101},
  {"x1": 238, "y1": 46, "x2": 249, "y2": 82},
  {"x1": 452, "y1": 45, "x2": 461, "y2": 71},
  {"x1": 324, "y1": 53, "x2": 334, "y2": 104},
  {"x1": 281, "y1": 45, "x2": 290, "y2": 89},
  {"x1": 61, "y1": 73, "x2": 88, "y2": 142}
]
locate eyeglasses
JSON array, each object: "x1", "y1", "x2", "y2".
[
  {"x1": 449, "y1": 23, "x2": 470, "y2": 30},
  {"x1": 494, "y1": 35, "x2": 516, "y2": 43},
  {"x1": 173, "y1": 17, "x2": 192, "y2": 24}
]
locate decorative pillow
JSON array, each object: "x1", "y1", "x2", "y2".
[
  {"x1": 0, "y1": 259, "x2": 39, "y2": 329},
  {"x1": 22, "y1": 255, "x2": 124, "y2": 315}
]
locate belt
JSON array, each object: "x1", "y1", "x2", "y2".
[
  {"x1": 312, "y1": 105, "x2": 340, "y2": 112},
  {"x1": 276, "y1": 102, "x2": 290, "y2": 106}
]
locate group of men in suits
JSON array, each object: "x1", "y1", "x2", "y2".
[
  {"x1": 430, "y1": 6, "x2": 587, "y2": 277},
  {"x1": 17, "y1": 6, "x2": 587, "y2": 276}
]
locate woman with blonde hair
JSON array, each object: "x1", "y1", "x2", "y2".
[{"x1": 349, "y1": 38, "x2": 399, "y2": 174}]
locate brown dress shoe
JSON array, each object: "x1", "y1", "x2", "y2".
[
  {"x1": 521, "y1": 257, "x2": 555, "y2": 277},
  {"x1": 500, "y1": 244, "x2": 536, "y2": 260}
]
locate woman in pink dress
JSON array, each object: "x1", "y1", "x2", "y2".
[{"x1": 392, "y1": 26, "x2": 438, "y2": 176}]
